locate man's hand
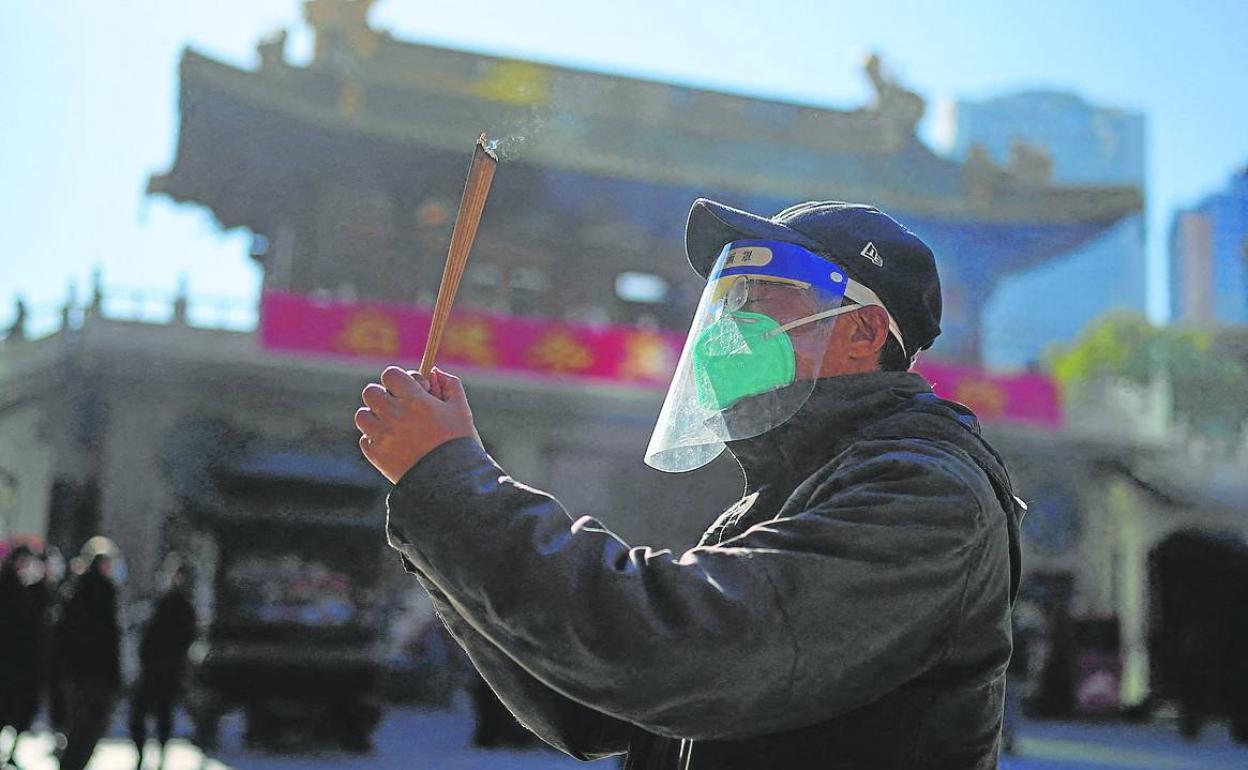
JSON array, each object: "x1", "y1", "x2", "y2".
[{"x1": 355, "y1": 366, "x2": 481, "y2": 484}]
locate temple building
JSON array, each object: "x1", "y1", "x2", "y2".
[{"x1": 7, "y1": 0, "x2": 1245, "y2": 729}]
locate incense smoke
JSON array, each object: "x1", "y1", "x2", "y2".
[{"x1": 487, "y1": 106, "x2": 548, "y2": 162}]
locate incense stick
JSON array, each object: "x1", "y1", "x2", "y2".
[{"x1": 419, "y1": 133, "x2": 498, "y2": 378}]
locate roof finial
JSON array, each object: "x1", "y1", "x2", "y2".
[
  {"x1": 173, "y1": 274, "x2": 189, "y2": 325},
  {"x1": 61, "y1": 280, "x2": 78, "y2": 329},
  {"x1": 861, "y1": 52, "x2": 924, "y2": 145},
  {"x1": 88, "y1": 266, "x2": 103, "y2": 318},
  {"x1": 304, "y1": 0, "x2": 379, "y2": 65},
  {"x1": 5, "y1": 296, "x2": 27, "y2": 342},
  {"x1": 257, "y1": 28, "x2": 289, "y2": 70}
]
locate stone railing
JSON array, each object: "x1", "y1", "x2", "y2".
[
  {"x1": 1062, "y1": 373, "x2": 1248, "y2": 465},
  {"x1": 3, "y1": 283, "x2": 256, "y2": 343}
]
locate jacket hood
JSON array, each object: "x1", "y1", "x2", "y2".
[
  {"x1": 727, "y1": 369, "x2": 1024, "y2": 600},
  {"x1": 725, "y1": 371, "x2": 938, "y2": 488}
]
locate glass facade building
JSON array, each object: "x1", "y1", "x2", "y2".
[
  {"x1": 1170, "y1": 168, "x2": 1248, "y2": 327},
  {"x1": 950, "y1": 91, "x2": 1147, "y2": 368}
]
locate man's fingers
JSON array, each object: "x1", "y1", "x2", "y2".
[
  {"x1": 381, "y1": 366, "x2": 426, "y2": 399},
  {"x1": 406, "y1": 370, "x2": 432, "y2": 393},
  {"x1": 354, "y1": 407, "x2": 382, "y2": 436},
  {"x1": 361, "y1": 383, "x2": 397, "y2": 415},
  {"x1": 430, "y1": 368, "x2": 467, "y2": 403}
]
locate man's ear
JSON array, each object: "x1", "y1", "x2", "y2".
[{"x1": 846, "y1": 305, "x2": 891, "y2": 361}]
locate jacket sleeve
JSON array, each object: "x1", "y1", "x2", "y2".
[
  {"x1": 386, "y1": 436, "x2": 1001, "y2": 741},
  {"x1": 401, "y1": 558, "x2": 630, "y2": 760}
]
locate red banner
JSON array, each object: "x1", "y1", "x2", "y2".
[
  {"x1": 260, "y1": 292, "x2": 1061, "y2": 427},
  {"x1": 915, "y1": 360, "x2": 1062, "y2": 429},
  {"x1": 259, "y1": 292, "x2": 683, "y2": 388}
]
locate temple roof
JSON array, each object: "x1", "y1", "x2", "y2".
[
  {"x1": 148, "y1": 5, "x2": 1146, "y2": 365},
  {"x1": 151, "y1": 30, "x2": 1141, "y2": 232}
]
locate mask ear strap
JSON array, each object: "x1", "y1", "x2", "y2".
[
  {"x1": 764, "y1": 279, "x2": 908, "y2": 353},
  {"x1": 767, "y1": 304, "x2": 859, "y2": 337},
  {"x1": 842, "y1": 279, "x2": 907, "y2": 353}
]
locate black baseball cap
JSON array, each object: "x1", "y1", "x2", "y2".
[{"x1": 684, "y1": 198, "x2": 942, "y2": 358}]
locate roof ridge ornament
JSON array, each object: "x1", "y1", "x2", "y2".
[
  {"x1": 257, "y1": 28, "x2": 288, "y2": 71},
  {"x1": 862, "y1": 53, "x2": 925, "y2": 145},
  {"x1": 304, "y1": 0, "x2": 380, "y2": 65}
]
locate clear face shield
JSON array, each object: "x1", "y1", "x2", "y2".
[{"x1": 646, "y1": 239, "x2": 883, "y2": 472}]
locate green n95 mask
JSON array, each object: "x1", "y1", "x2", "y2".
[
  {"x1": 693, "y1": 310, "x2": 796, "y2": 411},
  {"x1": 646, "y1": 239, "x2": 904, "y2": 473}
]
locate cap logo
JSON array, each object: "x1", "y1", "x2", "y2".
[{"x1": 860, "y1": 241, "x2": 883, "y2": 267}]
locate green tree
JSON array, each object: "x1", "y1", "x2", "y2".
[{"x1": 1048, "y1": 312, "x2": 1248, "y2": 448}]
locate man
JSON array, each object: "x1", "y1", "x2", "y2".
[
  {"x1": 130, "y1": 557, "x2": 197, "y2": 770},
  {"x1": 0, "y1": 537, "x2": 51, "y2": 769},
  {"x1": 356, "y1": 199, "x2": 1024, "y2": 768},
  {"x1": 57, "y1": 537, "x2": 124, "y2": 770}
]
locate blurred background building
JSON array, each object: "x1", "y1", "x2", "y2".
[
  {"x1": 950, "y1": 91, "x2": 1148, "y2": 368},
  {"x1": 1170, "y1": 167, "x2": 1248, "y2": 328},
  {"x1": 2, "y1": 0, "x2": 1246, "y2": 750}
]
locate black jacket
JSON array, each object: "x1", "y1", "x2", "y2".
[
  {"x1": 0, "y1": 563, "x2": 51, "y2": 710},
  {"x1": 386, "y1": 372, "x2": 1023, "y2": 769},
  {"x1": 0, "y1": 563, "x2": 50, "y2": 675},
  {"x1": 139, "y1": 588, "x2": 197, "y2": 677},
  {"x1": 56, "y1": 569, "x2": 122, "y2": 691}
]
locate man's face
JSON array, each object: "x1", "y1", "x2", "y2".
[
  {"x1": 743, "y1": 282, "x2": 826, "y2": 379},
  {"x1": 730, "y1": 279, "x2": 892, "y2": 379},
  {"x1": 16, "y1": 553, "x2": 46, "y2": 586},
  {"x1": 734, "y1": 280, "x2": 820, "y2": 324}
]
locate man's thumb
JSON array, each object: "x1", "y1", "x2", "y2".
[{"x1": 431, "y1": 368, "x2": 467, "y2": 403}]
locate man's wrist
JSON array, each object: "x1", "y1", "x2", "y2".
[{"x1": 391, "y1": 435, "x2": 492, "y2": 493}]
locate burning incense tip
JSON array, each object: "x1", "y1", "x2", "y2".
[{"x1": 479, "y1": 133, "x2": 500, "y2": 162}]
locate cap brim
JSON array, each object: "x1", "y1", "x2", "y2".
[{"x1": 685, "y1": 198, "x2": 824, "y2": 279}]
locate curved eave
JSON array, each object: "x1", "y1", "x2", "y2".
[{"x1": 151, "y1": 49, "x2": 1142, "y2": 233}]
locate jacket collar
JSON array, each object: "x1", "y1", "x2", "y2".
[{"x1": 725, "y1": 371, "x2": 934, "y2": 493}]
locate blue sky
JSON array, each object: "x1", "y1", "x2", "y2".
[{"x1": 2, "y1": 0, "x2": 1246, "y2": 335}]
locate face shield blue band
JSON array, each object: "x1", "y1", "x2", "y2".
[
  {"x1": 712, "y1": 239, "x2": 906, "y2": 352},
  {"x1": 712, "y1": 239, "x2": 849, "y2": 296}
]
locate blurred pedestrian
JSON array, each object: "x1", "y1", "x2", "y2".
[
  {"x1": 1001, "y1": 599, "x2": 1044, "y2": 754},
  {"x1": 1176, "y1": 619, "x2": 1225, "y2": 740},
  {"x1": 1227, "y1": 574, "x2": 1248, "y2": 744},
  {"x1": 56, "y1": 536, "x2": 124, "y2": 770},
  {"x1": 41, "y1": 545, "x2": 71, "y2": 755},
  {"x1": 0, "y1": 536, "x2": 52, "y2": 769},
  {"x1": 129, "y1": 557, "x2": 197, "y2": 770}
]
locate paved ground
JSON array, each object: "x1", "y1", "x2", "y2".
[
  {"x1": 1001, "y1": 719, "x2": 1245, "y2": 770},
  {"x1": 4, "y1": 701, "x2": 1246, "y2": 769}
]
